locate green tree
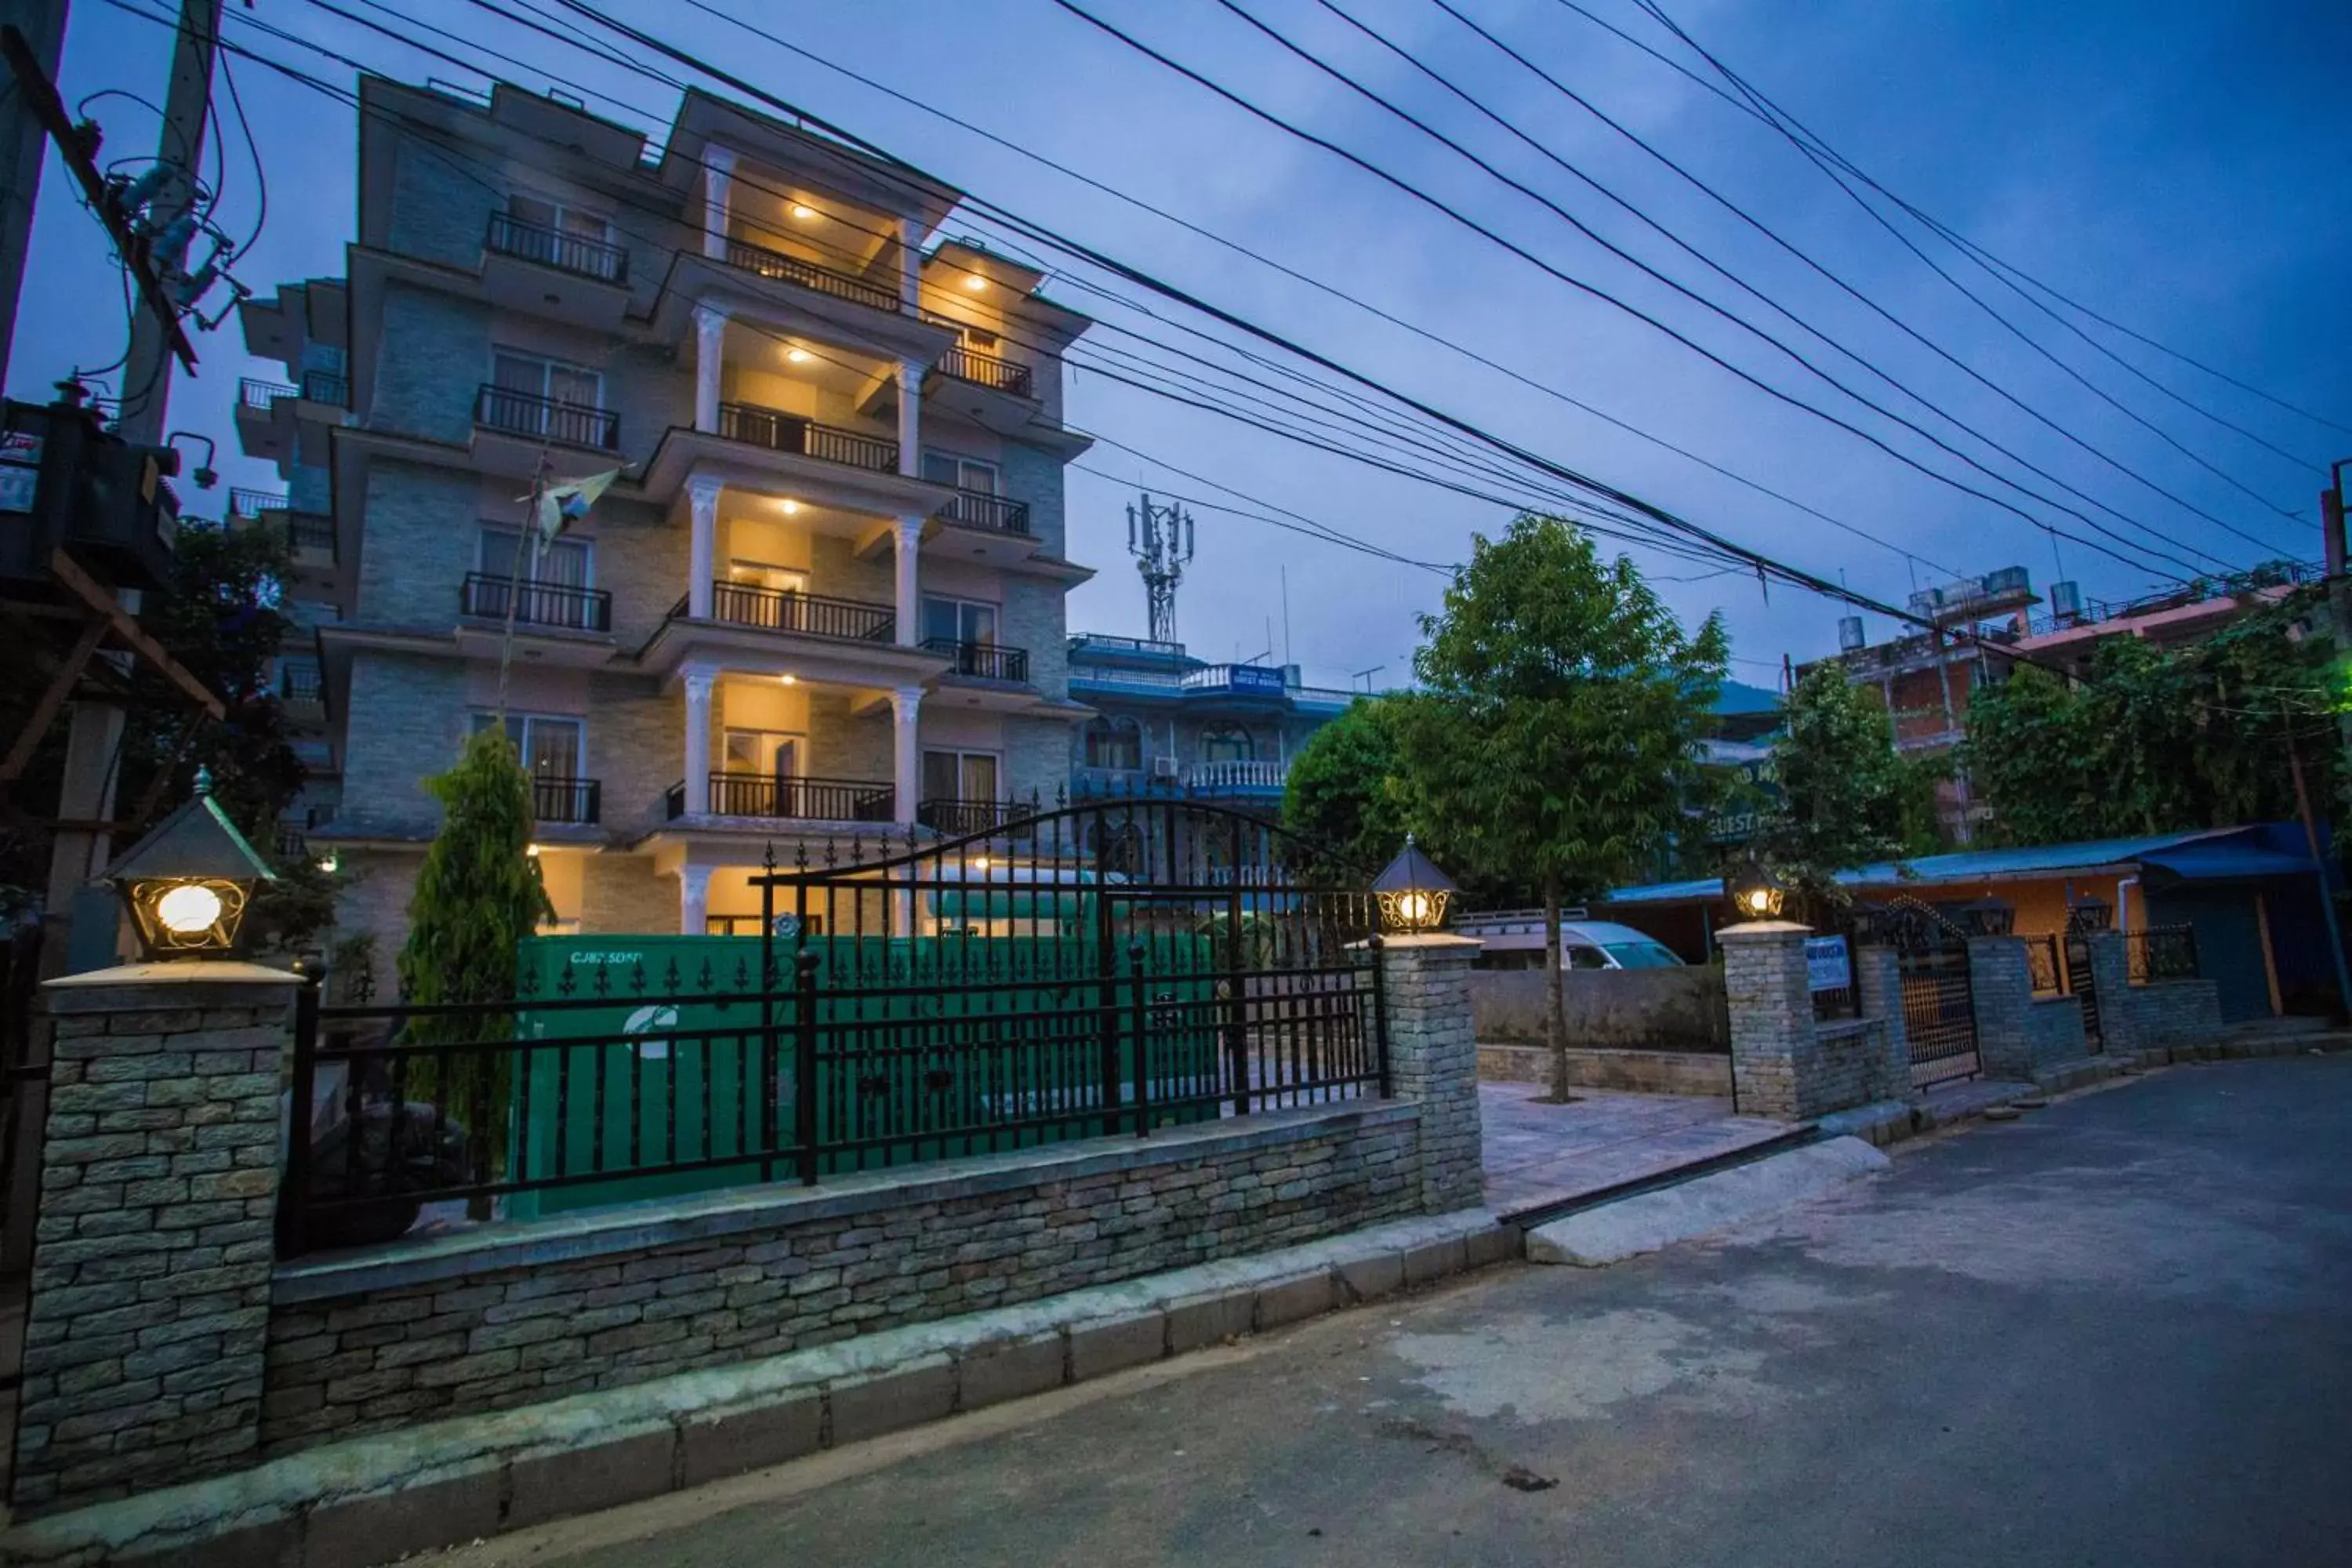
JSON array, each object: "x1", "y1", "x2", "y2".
[
  {"x1": 398, "y1": 726, "x2": 552, "y2": 1022},
  {"x1": 1280, "y1": 697, "x2": 1409, "y2": 880},
  {"x1": 1762, "y1": 665, "x2": 1942, "y2": 898},
  {"x1": 1392, "y1": 515, "x2": 1727, "y2": 1101}
]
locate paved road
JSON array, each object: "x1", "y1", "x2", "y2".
[{"x1": 437, "y1": 1058, "x2": 2352, "y2": 1568}]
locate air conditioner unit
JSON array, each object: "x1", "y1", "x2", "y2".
[{"x1": 1152, "y1": 756, "x2": 1181, "y2": 779}]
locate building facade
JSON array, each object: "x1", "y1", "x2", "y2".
[
  {"x1": 1065, "y1": 633, "x2": 1356, "y2": 813},
  {"x1": 233, "y1": 78, "x2": 1095, "y2": 953}
]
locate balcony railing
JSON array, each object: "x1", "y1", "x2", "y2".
[
  {"x1": 532, "y1": 775, "x2": 601, "y2": 825},
  {"x1": 459, "y1": 572, "x2": 613, "y2": 633},
  {"x1": 924, "y1": 638, "x2": 1029, "y2": 683},
  {"x1": 285, "y1": 510, "x2": 335, "y2": 554},
  {"x1": 938, "y1": 346, "x2": 1033, "y2": 399},
  {"x1": 278, "y1": 663, "x2": 324, "y2": 705},
  {"x1": 1184, "y1": 758, "x2": 1289, "y2": 793},
  {"x1": 485, "y1": 212, "x2": 628, "y2": 284},
  {"x1": 474, "y1": 383, "x2": 621, "y2": 451},
  {"x1": 300, "y1": 368, "x2": 348, "y2": 406},
  {"x1": 238, "y1": 377, "x2": 296, "y2": 410},
  {"x1": 722, "y1": 237, "x2": 902, "y2": 314},
  {"x1": 668, "y1": 773, "x2": 895, "y2": 822},
  {"x1": 228, "y1": 486, "x2": 285, "y2": 520},
  {"x1": 938, "y1": 489, "x2": 1032, "y2": 535},
  {"x1": 705, "y1": 581, "x2": 895, "y2": 642},
  {"x1": 716, "y1": 401, "x2": 897, "y2": 473},
  {"x1": 917, "y1": 798, "x2": 1017, "y2": 835}
]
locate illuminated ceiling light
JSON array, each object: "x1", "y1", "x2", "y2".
[
  {"x1": 779, "y1": 673, "x2": 798, "y2": 685},
  {"x1": 786, "y1": 347, "x2": 812, "y2": 363},
  {"x1": 790, "y1": 203, "x2": 818, "y2": 220},
  {"x1": 526, "y1": 844, "x2": 545, "y2": 858},
  {"x1": 961, "y1": 273, "x2": 986, "y2": 291},
  {"x1": 779, "y1": 498, "x2": 800, "y2": 514}
]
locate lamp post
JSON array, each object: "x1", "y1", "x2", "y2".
[
  {"x1": 103, "y1": 767, "x2": 278, "y2": 963},
  {"x1": 1726, "y1": 858, "x2": 1786, "y2": 924},
  {"x1": 1372, "y1": 834, "x2": 1456, "y2": 935},
  {"x1": 1962, "y1": 895, "x2": 2017, "y2": 938}
]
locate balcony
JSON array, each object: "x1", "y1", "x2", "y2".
[
  {"x1": 1184, "y1": 759, "x2": 1289, "y2": 796},
  {"x1": 228, "y1": 486, "x2": 285, "y2": 521},
  {"x1": 459, "y1": 572, "x2": 613, "y2": 634},
  {"x1": 668, "y1": 773, "x2": 895, "y2": 822},
  {"x1": 474, "y1": 384, "x2": 621, "y2": 452},
  {"x1": 285, "y1": 510, "x2": 336, "y2": 555},
  {"x1": 301, "y1": 368, "x2": 348, "y2": 407},
  {"x1": 938, "y1": 489, "x2": 1031, "y2": 535},
  {"x1": 706, "y1": 581, "x2": 895, "y2": 643},
  {"x1": 485, "y1": 213, "x2": 628, "y2": 284},
  {"x1": 234, "y1": 376, "x2": 347, "y2": 467},
  {"x1": 239, "y1": 377, "x2": 296, "y2": 411},
  {"x1": 722, "y1": 237, "x2": 901, "y2": 314},
  {"x1": 278, "y1": 662, "x2": 324, "y2": 707},
  {"x1": 532, "y1": 775, "x2": 601, "y2": 826},
  {"x1": 938, "y1": 346, "x2": 1033, "y2": 400},
  {"x1": 925, "y1": 638, "x2": 1029, "y2": 683},
  {"x1": 1181, "y1": 663, "x2": 1289, "y2": 697},
  {"x1": 716, "y1": 401, "x2": 896, "y2": 474}
]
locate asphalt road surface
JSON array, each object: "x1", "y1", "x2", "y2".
[{"x1": 433, "y1": 1056, "x2": 2352, "y2": 1568}]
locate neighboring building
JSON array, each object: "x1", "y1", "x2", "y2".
[
  {"x1": 234, "y1": 77, "x2": 1097, "y2": 951},
  {"x1": 1065, "y1": 633, "x2": 1357, "y2": 812}
]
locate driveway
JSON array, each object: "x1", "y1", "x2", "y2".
[{"x1": 431, "y1": 1057, "x2": 2352, "y2": 1568}]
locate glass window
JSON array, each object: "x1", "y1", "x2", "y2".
[
  {"x1": 478, "y1": 526, "x2": 592, "y2": 587},
  {"x1": 920, "y1": 449, "x2": 998, "y2": 493},
  {"x1": 1200, "y1": 725, "x2": 1253, "y2": 763},
  {"x1": 491, "y1": 349, "x2": 601, "y2": 411},
  {"x1": 471, "y1": 712, "x2": 582, "y2": 777},
  {"x1": 510, "y1": 191, "x2": 611, "y2": 243},
  {"x1": 724, "y1": 730, "x2": 798, "y2": 778},
  {"x1": 1601, "y1": 941, "x2": 1685, "y2": 970},
  {"x1": 1084, "y1": 717, "x2": 1142, "y2": 771},
  {"x1": 920, "y1": 595, "x2": 997, "y2": 646},
  {"x1": 1566, "y1": 945, "x2": 1609, "y2": 971},
  {"x1": 923, "y1": 750, "x2": 999, "y2": 801}
]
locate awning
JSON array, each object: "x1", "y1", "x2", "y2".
[{"x1": 2140, "y1": 844, "x2": 2319, "y2": 882}]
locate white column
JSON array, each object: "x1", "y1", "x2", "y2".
[
  {"x1": 897, "y1": 216, "x2": 920, "y2": 311},
  {"x1": 679, "y1": 864, "x2": 713, "y2": 936},
  {"x1": 687, "y1": 478, "x2": 720, "y2": 620},
  {"x1": 891, "y1": 685, "x2": 924, "y2": 826},
  {"x1": 894, "y1": 515, "x2": 923, "y2": 648},
  {"x1": 702, "y1": 146, "x2": 735, "y2": 261},
  {"x1": 683, "y1": 667, "x2": 715, "y2": 816},
  {"x1": 896, "y1": 359, "x2": 920, "y2": 477},
  {"x1": 694, "y1": 304, "x2": 728, "y2": 434}
]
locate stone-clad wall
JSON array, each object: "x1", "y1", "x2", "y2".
[
  {"x1": 2125, "y1": 978, "x2": 2224, "y2": 1052},
  {"x1": 2024, "y1": 996, "x2": 2089, "y2": 1070},
  {"x1": 261, "y1": 1105, "x2": 1424, "y2": 1455}
]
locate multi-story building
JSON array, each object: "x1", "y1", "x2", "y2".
[
  {"x1": 234, "y1": 78, "x2": 1097, "y2": 950},
  {"x1": 1065, "y1": 633, "x2": 1356, "y2": 812}
]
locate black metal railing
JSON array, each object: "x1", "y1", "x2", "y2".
[
  {"x1": 2127, "y1": 925, "x2": 2199, "y2": 985},
  {"x1": 278, "y1": 663, "x2": 324, "y2": 705},
  {"x1": 925, "y1": 637, "x2": 1029, "y2": 683},
  {"x1": 459, "y1": 572, "x2": 614, "y2": 633},
  {"x1": 474, "y1": 384, "x2": 621, "y2": 451},
  {"x1": 531, "y1": 775, "x2": 601, "y2": 825},
  {"x1": 939, "y1": 489, "x2": 1032, "y2": 535},
  {"x1": 2027, "y1": 933, "x2": 2063, "y2": 996},
  {"x1": 228, "y1": 485, "x2": 285, "y2": 520},
  {"x1": 916, "y1": 798, "x2": 1015, "y2": 835},
  {"x1": 722, "y1": 236, "x2": 901, "y2": 313},
  {"x1": 674, "y1": 773, "x2": 896, "y2": 822},
  {"x1": 300, "y1": 368, "x2": 349, "y2": 406},
  {"x1": 486, "y1": 212, "x2": 628, "y2": 284},
  {"x1": 706, "y1": 581, "x2": 895, "y2": 642},
  {"x1": 938, "y1": 345, "x2": 1033, "y2": 398},
  {"x1": 716, "y1": 401, "x2": 898, "y2": 473},
  {"x1": 286, "y1": 510, "x2": 336, "y2": 554},
  {"x1": 275, "y1": 799, "x2": 1389, "y2": 1257}
]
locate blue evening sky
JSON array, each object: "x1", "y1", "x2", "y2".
[{"x1": 11, "y1": 0, "x2": 2348, "y2": 691}]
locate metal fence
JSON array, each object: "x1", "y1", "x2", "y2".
[{"x1": 2127, "y1": 925, "x2": 2200, "y2": 985}]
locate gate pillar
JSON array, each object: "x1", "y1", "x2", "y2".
[
  {"x1": 1967, "y1": 935, "x2": 2038, "y2": 1081},
  {"x1": 1375, "y1": 934, "x2": 1484, "y2": 1214},
  {"x1": 10, "y1": 961, "x2": 298, "y2": 1516},
  {"x1": 1719, "y1": 920, "x2": 1813, "y2": 1120},
  {"x1": 2084, "y1": 929, "x2": 2142, "y2": 1057},
  {"x1": 1853, "y1": 942, "x2": 1915, "y2": 1096}
]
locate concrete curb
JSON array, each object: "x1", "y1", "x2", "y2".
[
  {"x1": 0, "y1": 1210, "x2": 1520, "y2": 1567},
  {"x1": 1523, "y1": 1137, "x2": 1889, "y2": 1267}
]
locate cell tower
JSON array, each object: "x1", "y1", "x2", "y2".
[{"x1": 1127, "y1": 492, "x2": 1195, "y2": 644}]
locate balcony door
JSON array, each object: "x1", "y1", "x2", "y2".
[
  {"x1": 491, "y1": 349, "x2": 603, "y2": 437},
  {"x1": 920, "y1": 594, "x2": 997, "y2": 649},
  {"x1": 473, "y1": 712, "x2": 583, "y2": 779},
  {"x1": 479, "y1": 526, "x2": 593, "y2": 628},
  {"x1": 923, "y1": 750, "x2": 998, "y2": 806},
  {"x1": 721, "y1": 558, "x2": 808, "y2": 629},
  {"x1": 920, "y1": 449, "x2": 998, "y2": 495},
  {"x1": 509, "y1": 192, "x2": 613, "y2": 249}
]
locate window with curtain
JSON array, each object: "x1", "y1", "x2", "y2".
[
  {"x1": 922, "y1": 750, "x2": 999, "y2": 803},
  {"x1": 920, "y1": 449, "x2": 999, "y2": 494},
  {"x1": 1200, "y1": 725, "x2": 1254, "y2": 763},
  {"x1": 478, "y1": 526, "x2": 592, "y2": 587},
  {"x1": 920, "y1": 595, "x2": 997, "y2": 647},
  {"x1": 491, "y1": 349, "x2": 602, "y2": 413},
  {"x1": 1084, "y1": 717, "x2": 1142, "y2": 771},
  {"x1": 470, "y1": 711, "x2": 583, "y2": 777}
]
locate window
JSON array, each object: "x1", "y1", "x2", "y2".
[
  {"x1": 471, "y1": 712, "x2": 583, "y2": 778},
  {"x1": 920, "y1": 594, "x2": 997, "y2": 648},
  {"x1": 1083, "y1": 717, "x2": 1142, "y2": 771},
  {"x1": 923, "y1": 749, "x2": 999, "y2": 803},
  {"x1": 724, "y1": 729, "x2": 800, "y2": 779},
  {"x1": 491, "y1": 349, "x2": 602, "y2": 412},
  {"x1": 509, "y1": 191, "x2": 613, "y2": 245},
  {"x1": 920, "y1": 449, "x2": 999, "y2": 495},
  {"x1": 1200, "y1": 725, "x2": 1254, "y2": 763},
  {"x1": 479, "y1": 525, "x2": 593, "y2": 590},
  {"x1": 1566, "y1": 945, "x2": 1610, "y2": 971},
  {"x1": 725, "y1": 558, "x2": 807, "y2": 594}
]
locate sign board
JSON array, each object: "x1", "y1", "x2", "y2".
[
  {"x1": 1226, "y1": 663, "x2": 1286, "y2": 694},
  {"x1": 0, "y1": 430, "x2": 42, "y2": 514},
  {"x1": 1806, "y1": 935, "x2": 1850, "y2": 994}
]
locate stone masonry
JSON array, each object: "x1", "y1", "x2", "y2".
[
  {"x1": 1853, "y1": 942, "x2": 1914, "y2": 1087},
  {"x1": 1377, "y1": 935, "x2": 1484, "y2": 1213},
  {"x1": 1968, "y1": 935, "x2": 2086, "y2": 1079},
  {"x1": 1721, "y1": 922, "x2": 1904, "y2": 1120},
  {"x1": 11, "y1": 965, "x2": 301, "y2": 1515}
]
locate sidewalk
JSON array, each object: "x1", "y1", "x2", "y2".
[{"x1": 1479, "y1": 1081, "x2": 1790, "y2": 1220}]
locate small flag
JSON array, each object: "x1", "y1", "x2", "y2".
[{"x1": 532, "y1": 468, "x2": 619, "y2": 546}]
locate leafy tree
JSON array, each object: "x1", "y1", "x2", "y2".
[
  {"x1": 1281, "y1": 697, "x2": 1409, "y2": 880},
  {"x1": 1391, "y1": 515, "x2": 1727, "y2": 1101},
  {"x1": 1761, "y1": 664, "x2": 1942, "y2": 898}
]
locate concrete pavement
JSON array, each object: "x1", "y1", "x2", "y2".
[{"x1": 427, "y1": 1056, "x2": 2352, "y2": 1568}]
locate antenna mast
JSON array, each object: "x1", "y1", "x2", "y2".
[{"x1": 1127, "y1": 491, "x2": 1195, "y2": 644}]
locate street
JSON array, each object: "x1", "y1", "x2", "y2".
[{"x1": 433, "y1": 1057, "x2": 2352, "y2": 1568}]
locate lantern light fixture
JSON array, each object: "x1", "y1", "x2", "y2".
[
  {"x1": 2067, "y1": 895, "x2": 2114, "y2": 932},
  {"x1": 1962, "y1": 895, "x2": 2017, "y2": 938},
  {"x1": 1372, "y1": 834, "x2": 1456, "y2": 934},
  {"x1": 1727, "y1": 858, "x2": 1786, "y2": 922},
  {"x1": 105, "y1": 768, "x2": 278, "y2": 961}
]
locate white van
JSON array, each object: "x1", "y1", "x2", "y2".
[{"x1": 1455, "y1": 910, "x2": 1686, "y2": 972}]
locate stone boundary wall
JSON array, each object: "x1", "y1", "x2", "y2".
[
  {"x1": 2124, "y1": 977, "x2": 2224, "y2": 1052},
  {"x1": 1476, "y1": 1043, "x2": 1732, "y2": 1097},
  {"x1": 1468, "y1": 967, "x2": 1727, "y2": 1054},
  {"x1": 2024, "y1": 995, "x2": 2089, "y2": 1072},
  {"x1": 262, "y1": 1102, "x2": 1423, "y2": 1456}
]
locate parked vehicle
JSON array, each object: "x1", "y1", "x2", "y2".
[{"x1": 1455, "y1": 910, "x2": 1686, "y2": 972}]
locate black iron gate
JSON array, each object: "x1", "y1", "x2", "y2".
[
  {"x1": 1884, "y1": 898, "x2": 1980, "y2": 1087},
  {"x1": 2063, "y1": 918, "x2": 2103, "y2": 1052}
]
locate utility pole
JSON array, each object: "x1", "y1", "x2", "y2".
[
  {"x1": 2325, "y1": 461, "x2": 2351, "y2": 774},
  {"x1": 0, "y1": 0, "x2": 67, "y2": 396},
  {"x1": 114, "y1": 0, "x2": 220, "y2": 444}
]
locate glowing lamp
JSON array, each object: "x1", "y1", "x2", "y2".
[
  {"x1": 106, "y1": 768, "x2": 278, "y2": 961},
  {"x1": 1373, "y1": 835, "x2": 1456, "y2": 934},
  {"x1": 1727, "y1": 858, "x2": 1785, "y2": 922},
  {"x1": 786, "y1": 347, "x2": 812, "y2": 363},
  {"x1": 790, "y1": 203, "x2": 818, "y2": 220},
  {"x1": 961, "y1": 272, "x2": 987, "y2": 291}
]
